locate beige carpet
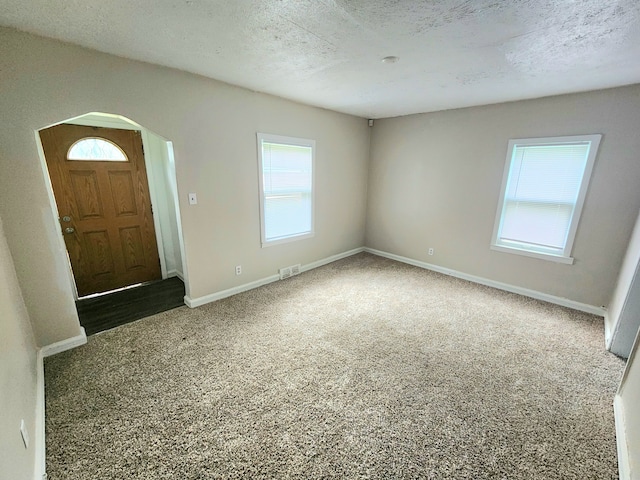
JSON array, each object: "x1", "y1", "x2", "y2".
[{"x1": 45, "y1": 253, "x2": 625, "y2": 479}]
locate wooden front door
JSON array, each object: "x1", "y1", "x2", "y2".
[{"x1": 40, "y1": 124, "x2": 161, "y2": 297}]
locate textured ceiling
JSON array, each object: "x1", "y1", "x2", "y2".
[{"x1": 1, "y1": 0, "x2": 639, "y2": 118}]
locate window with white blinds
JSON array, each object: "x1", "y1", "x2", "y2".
[
  {"x1": 257, "y1": 133, "x2": 314, "y2": 247},
  {"x1": 491, "y1": 135, "x2": 601, "y2": 264}
]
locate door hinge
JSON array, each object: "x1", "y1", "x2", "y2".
[{"x1": 150, "y1": 204, "x2": 153, "y2": 214}]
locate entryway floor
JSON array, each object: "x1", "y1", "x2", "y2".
[{"x1": 76, "y1": 277, "x2": 185, "y2": 336}]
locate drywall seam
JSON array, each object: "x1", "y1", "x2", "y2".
[
  {"x1": 185, "y1": 247, "x2": 365, "y2": 308},
  {"x1": 364, "y1": 248, "x2": 606, "y2": 316}
]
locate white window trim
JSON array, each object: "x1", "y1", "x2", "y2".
[
  {"x1": 257, "y1": 133, "x2": 315, "y2": 248},
  {"x1": 490, "y1": 134, "x2": 602, "y2": 264}
]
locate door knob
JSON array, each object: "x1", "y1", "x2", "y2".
[
  {"x1": 64, "y1": 227, "x2": 75, "y2": 234},
  {"x1": 61, "y1": 215, "x2": 71, "y2": 222}
]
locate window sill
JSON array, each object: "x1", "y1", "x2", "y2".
[
  {"x1": 490, "y1": 244, "x2": 574, "y2": 265},
  {"x1": 261, "y1": 232, "x2": 314, "y2": 248}
]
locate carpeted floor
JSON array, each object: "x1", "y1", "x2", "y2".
[{"x1": 45, "y1": 253, "x2": 625, "y2": 479}]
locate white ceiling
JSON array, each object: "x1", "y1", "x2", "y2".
[{"x1": 1, "y1": 0, "x2": 639, "y2": 118}]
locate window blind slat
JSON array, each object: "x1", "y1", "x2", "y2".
[
  {"x1": 259, "y1": 137, "x2": 314, "y2": 244},
  {"x1": 264, "y1": 194, "x2": 312, "y2": 240},
  {"x1": 501, "y1": 201, "x2": 573, "y2": 249},
  {"x1": 494, "y1": 136, "x2": 598, "y2": 259},
  {"x1": 507, "y1": 145, "x2": 588, "y2": 203}
]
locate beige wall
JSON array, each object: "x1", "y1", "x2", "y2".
[
  {"x1": 0, "y1": 27, "x2": 370, "y2": 347},
  {"x1": 366, "y1": 85, "x2": 640, "y2": 308},
  {"x1": 0, "y1": 214, "x2": 39, "y2": 480},
  {"x1": 3, "y1": 25, "x2": 638, "y2": 349}
]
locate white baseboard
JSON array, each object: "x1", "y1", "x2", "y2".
[
  {"x1": 614, "y1": 395, "x2": 631, "y2": 480},
  {"x1": 300, "y1": 247, "x2": 365, "y2": 273},
  {"x1": 185, "y1": 247, "x2": 365, "y2": 308},
  {"x1": 34, "y1": 350, "x2": 46, "y2": 480},
  {"x1": 167, "y1": 269, "x2": 184, "y2": 281},
  {"x1": 364, "y1": 248, "x2": 606, "y2": 316},
  {"x1": 604, "y1": 312, "x2": 614, "y2": 350},
  {"x1": 185, "y1": 274, "x2": 280, "y2": 308},
  {"x1": 35, "y1": 327, "x2": 87, "y2": 479},
  {"x1": 40, "y1": 327, "x2": 87, "y2": 358},
  {"x1": 184, "y1": 245, "x2": 604, "y2": 316}
]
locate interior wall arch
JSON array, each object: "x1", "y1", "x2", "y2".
[{"x1": 36, "y1": 111, "x2": 187, "y2": 301}]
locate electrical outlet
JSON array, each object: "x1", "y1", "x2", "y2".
[
  {"x1": 428, "y1": 248, "x2": 434, "y2": 256},
  {"x1": 235, "y1": 265, "x2": 242, "y2": 275},
  {"x1": 20, "y1": 419, "x2": 29, "y2": 449}
]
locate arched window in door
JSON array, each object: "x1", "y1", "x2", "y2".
[{"x1": 68, "y1": 137, "x2": 128, "y2": 162}]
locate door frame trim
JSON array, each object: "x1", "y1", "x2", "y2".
[
  {"x1": 35, "y1": 112, "x2": 187, "y2": 300},
  {"x1": 34, "y1": 128, "x2": 80, "y2": 298}
]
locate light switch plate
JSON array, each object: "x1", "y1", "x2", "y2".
[{"x1": 188, "y1": 193, "x2": 197, "y2": 205}]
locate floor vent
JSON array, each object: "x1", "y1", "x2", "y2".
[{"x1": 279, "y1": 264, "x2": 301, "y2": 280}]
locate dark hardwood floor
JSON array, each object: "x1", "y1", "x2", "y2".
[{"x1": 76, "y1": 277, "x2": 186, "y2": 336}]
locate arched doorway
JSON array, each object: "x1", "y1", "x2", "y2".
[{"x1": 37, "y1": 112, "x2": 188, "y2": 333}]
